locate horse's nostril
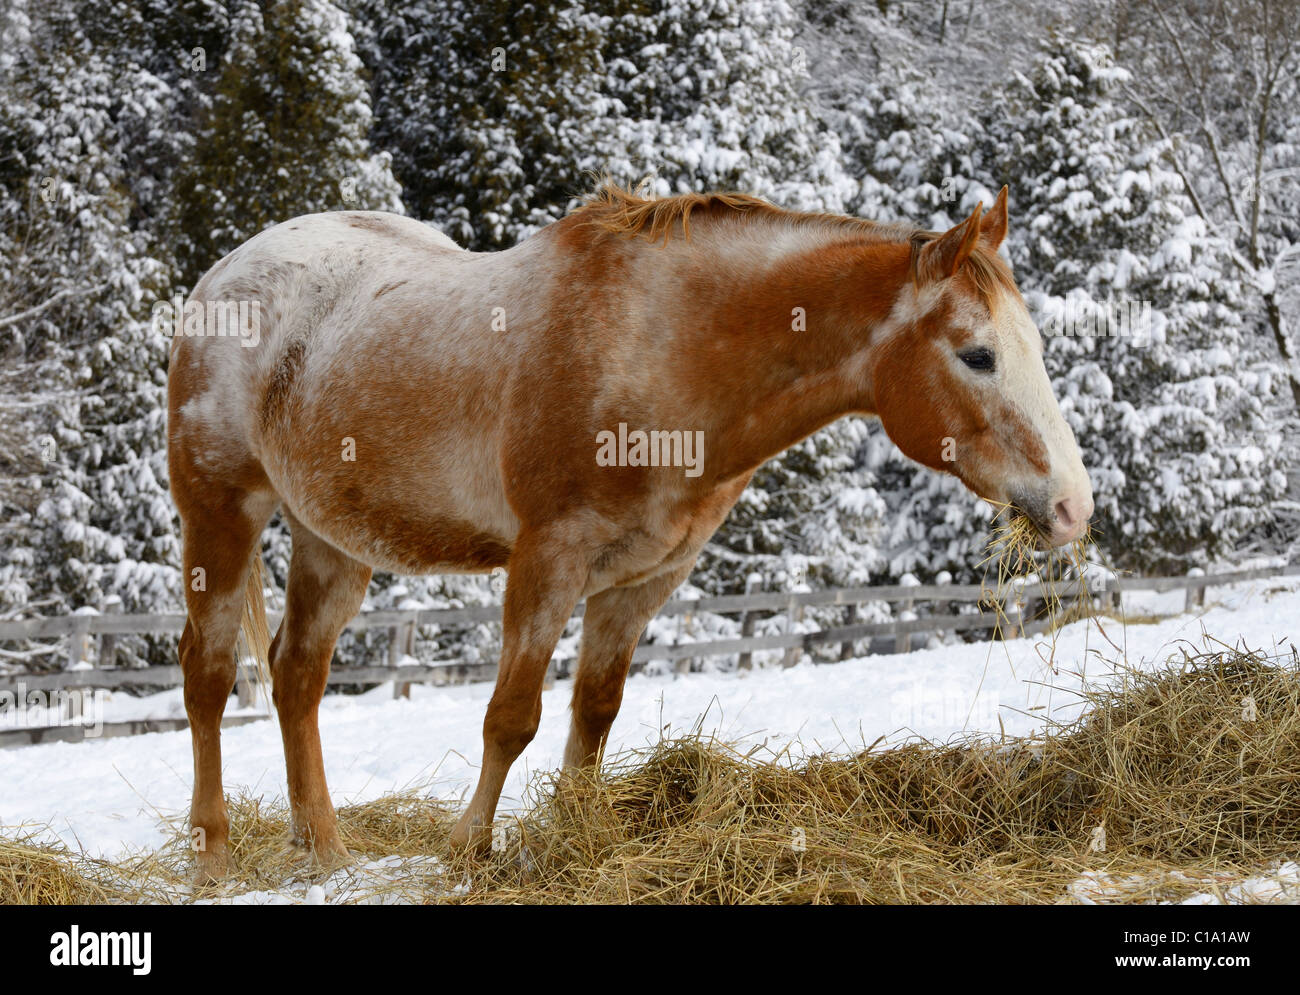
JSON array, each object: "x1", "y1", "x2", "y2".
[{"x1": 1055, "y1": 499, "x2": 1075, "y2": 527}]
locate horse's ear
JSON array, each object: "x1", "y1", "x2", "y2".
[
  {"x1": 916, "y1": 202, "x2": 983, "y2": 284},
  {"x1": 980, "y1": 186, "x2": 1009, "y2": 251}
]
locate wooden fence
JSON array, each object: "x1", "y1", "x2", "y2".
[{"x1": 0, "y1": 562, "x2": 1295, "y2": 745}]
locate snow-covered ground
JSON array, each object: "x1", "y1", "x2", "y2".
[
  {"x1": 2, "y1": 575, "x2": 1298, "y2": 899},
  {"x1": 1070, "y1": 861, "x2": 1300, "y2": 905}
]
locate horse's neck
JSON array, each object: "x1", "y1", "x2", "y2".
[{"x1": 657, "y1": 232, "x2": 910, "y2": 484}]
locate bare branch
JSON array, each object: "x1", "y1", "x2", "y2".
[{"x1": 0, "y1": 285, "x2": 87, "y2": 331}]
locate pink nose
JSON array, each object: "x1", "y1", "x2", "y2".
[{"x1": 1050, "y1": 493, "x2": 1094, "y2": 545}]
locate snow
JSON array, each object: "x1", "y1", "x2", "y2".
[
  {"x1": 3, "y1": 576, "x2": 1296, "y2": 885},
  {"x1": 1180, "y1": 863, "x2": 1300, "y2": 905},
  {"x1": 7, "y1": 0, "x2": 1294, "y2": 668},
  {"x1": 1069, "y1": 861, "x2": 1300, "y2": 905}
]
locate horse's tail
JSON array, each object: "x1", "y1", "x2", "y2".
[{"x1": 237, "y1": 554, "x2": 272, "y2": 705}]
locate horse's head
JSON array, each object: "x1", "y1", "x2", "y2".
[{"x1": 868, "y1": 189, "x2": 1093, "y2": 548}]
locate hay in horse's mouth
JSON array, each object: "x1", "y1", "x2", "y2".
[
  {"x1": 1017, "y1": 510, "x2": 1057, "y2": 551},
  {"x1": 987, "y1": 503, "x2": 1051, "y2": 566},
  {"x1": 1001, "y1": 492, "x2": 1058, "y2": 549}
]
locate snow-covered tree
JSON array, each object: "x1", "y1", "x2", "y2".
[
  {"x1": 2, "y1": 0, "x2": 1293, "y2": 677},
  {"x1": 170, "y1": 0, "x2": 401, "y2": 284},
  {"x1": 352, "y1": 0, "x2": 605, "y2": 248},
  {"x1": 592, "y1": 0, "x2": 856, "y2": 211},
  {"x1": 0, "y1": 13, "x2": 174, "y2": 645},
  {"x1": 1116, "y1": 0, "x2": 1300, "y2": 413},
  {"x1": 980, "y1": 38, "x2": 1285, "y2": 572}
]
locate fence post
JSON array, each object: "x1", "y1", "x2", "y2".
[
  {"x1": 674, "y1": 609, "x2": 694, "y2": 675},
  {"x1": 235, "y1": 667, "x2": 256, "y2": 708},
  {"x1": 1011, "y1": 579, "x2": 1026, "y2": 639},
  {"x1": 392, "y1": 613, "x2": 417, "y2": 699},
  {"x1": 896, "y1": 607, "x2": 913, "y2": 652},
  {"x1": 235, "y1": 626, "x2": 258, "y2": 707},
  {"x1": 897, "y1": 574, "x2": 921, "y2": 652},
  {"x1": 386, "y1": 625, "x2": 400, "y2": 668},
  {"x1": 737, "y1": 611, "x2": 757, "y2": 671},
  {"x1": 234, "y1": 582, "x2": 257, "y2": 707},
  {"x1": 1184, "y1": 567, "x2": 1206, "y2": 612},
  {"x1": 67, "y1": 614, "x2": 90, "y2": 670},
  {"x1": 839, "y1": 602, "x2": 858, "y2": 660},
  {"x1": 97, "y1": 595, "x2": 122, "y2": 669},
  {"x1": 782, "y1": 595, "x2": 804, "y2": 668},
  {"x1": 64, "y1": 609, "x2": 94, "y2": 722},
  {"x1": 737, "y1": 574, "x2": 760, "y2": 671}
]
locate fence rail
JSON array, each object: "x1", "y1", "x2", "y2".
[{"x1": 1, "y1": 563, "x2": 1296, "y2": 745}]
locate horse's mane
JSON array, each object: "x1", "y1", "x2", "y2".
[
  {"x1": 574, "y1": 181, "x2": 1019, "y2": 309},
  {"x1": 576, "y1": 180, "x2": 914, "y2": 244}
]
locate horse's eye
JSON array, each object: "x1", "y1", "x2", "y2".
[{"x1": 959, "y1": 347, "x2": 995, "y2": 372}]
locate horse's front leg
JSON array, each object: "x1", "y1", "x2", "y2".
[{"x1": 450, "y1": 526, "x2": 589, "y2": 850}]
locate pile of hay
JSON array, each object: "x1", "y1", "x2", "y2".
[
  {"x1": 456, "y1": 645, "x2": 1299, "y2": 904},
  {"x1": 0, "y1": 794, "x2": 460, "y2": 905},
  {"x1": 0, "y1": 835, "x2": 132, "y2": 904},
  {"x1": 3, "y1": 645, "x2": 1297, "y2": 904}
]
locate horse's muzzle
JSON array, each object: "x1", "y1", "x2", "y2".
[{"x1": 1012, "y1": 486, "x2": 1093, "y2": 549}]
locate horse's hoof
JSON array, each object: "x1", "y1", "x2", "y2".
[
  {"x1": 313, "y1": 840, "x2": 354, "y2": 873},
  {"x1": 192, "y1": 846, "x2": 230, "y2": 889},
  {"x1": 285, "y1": 832, "x2": 352, "y2": 875},
  {"x1": 448, "y1": 815, "x2": 490, "y2": 855}
]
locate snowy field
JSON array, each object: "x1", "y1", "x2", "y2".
[{"x1": 2, "y1": 574, "x2": 1297, "y2": 903}]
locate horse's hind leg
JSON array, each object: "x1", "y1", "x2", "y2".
[
  {"x1": 269, "y1": 515, "x2": 371, "y2": 865},
  {"x1": 564, "y1": 562, "x2": 695, "y2": 768},
  {"x1": 176, "y1": 485, "x2": 276, "y2": 885}
]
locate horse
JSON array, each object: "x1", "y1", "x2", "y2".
[{"x1": 167, "y1": 182, "x2": 1093, "y2": 882}]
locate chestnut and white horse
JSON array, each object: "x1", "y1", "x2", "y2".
[{"x1": 167, "y1": 183, "x2": 1092, "y2": 881}]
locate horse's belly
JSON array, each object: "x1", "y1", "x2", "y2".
[
  {"x1": 287, "y1": 483, "x2": 517, "y2": 575},
  {"x1": 267, "y1": 428, "x2": 519, "y2": 575}
]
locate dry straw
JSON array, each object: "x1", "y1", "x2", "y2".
[
  {"x1": 979, "y1": 501, "x2": 1097, "y2": 642},
  {"x1": 437, "y1": 644, "x2": 1299, "y2": 904}
]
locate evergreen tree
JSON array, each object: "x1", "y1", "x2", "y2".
[
  {"x1": 1, "y1": 0, "x2": 1292, "y2": 675},
  {"x1": 171, "y1": 0, "x2": 401, "y2": 284},
  {"x1": 1, "y1": 0, "x2": 405, "y2": 666},
  {"x1": 979, "y1": 39, "x2": 1284, "y2": 572},
  {"x1": 352, "y1": 0, "x2": 604, "y2": 248},
  {"x1": 0, "y1": 15, "x2": 173, "y2": 639},
  {"x1": 592, "y1": 0, "x2": 856, "y2": 210}
]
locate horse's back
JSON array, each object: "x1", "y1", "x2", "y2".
[
  {"x1": 200, "y1": 211, "x2": 462, "y2": 284},
  {"x1": 173, "y1": 213, "x2": 454, "y2": 441}
]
